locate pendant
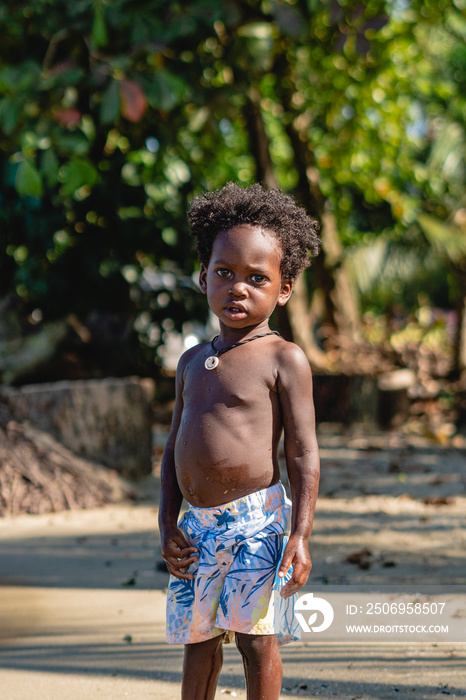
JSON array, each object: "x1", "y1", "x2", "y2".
[{"x1": 205, "y1": 356, "x2": 219, "y2": 370}]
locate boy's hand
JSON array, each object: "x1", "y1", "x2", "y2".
[
  {"x1": 277, "y1": 535, "x2": 311, "y2": 599},
  {"x1": 161, "y1": 528, "x2": 198, "y2": 579}
]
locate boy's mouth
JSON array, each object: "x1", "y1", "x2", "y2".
[{"x1": 224, "y1": 303, "x2": 247, "y2": 318}]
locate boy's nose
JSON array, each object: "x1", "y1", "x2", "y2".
[{"x1": 228, "y1": 281, "x2": 247, "y2": 296}]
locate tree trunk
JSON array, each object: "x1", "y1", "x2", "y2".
[
  {"x1": 244, "y1": 86, "x2": 329, "y2": 368},
  {"x1": 281, "y1": 99, "x2": 362, "y2": 343},
  {"x1": 245, "y1": 84, "x2": 278, "y2": 189},
  {"x1": 319, "y1": 212, "x2": 362, "y2": 344},
  {"x1": 286, "y1": 276, "x2": 328, "y2": 368},
  {"x1": 453, "y1": 265, "x2": 466, "y2": 376}
]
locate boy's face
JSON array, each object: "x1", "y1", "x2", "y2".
[{"x1": 199, "y1": 225, "x2": 293, "y2": 330}]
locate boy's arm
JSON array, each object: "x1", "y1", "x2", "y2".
[
  {"x1": 158, "y1": 352, "x2": 198, "y2": 579},
  {"x1": 276, "y1": 343, "x2": 320, "y2": 598}
]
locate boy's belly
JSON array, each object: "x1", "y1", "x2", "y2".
[{"x1": 174, "y1": 417, "x2": 280, "y2": 508}]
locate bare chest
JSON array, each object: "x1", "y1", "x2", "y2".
[{"x1": 182, "y1": 346, "x2": 277, "y2": 412}]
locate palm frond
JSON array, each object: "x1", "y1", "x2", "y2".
[{"x1": 417, "y1": 214, "x2": 466, "y2": 265}]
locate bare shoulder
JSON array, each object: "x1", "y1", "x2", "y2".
[
  {"x1": 273, "y1": 338, "x2": 312, "y2": 376},
  {"x1": 270, "y1": 339, "x2": 313, "y2": 397},
  {"x1": 176, "y1": 342, "x2": 209, "y2": 377}
]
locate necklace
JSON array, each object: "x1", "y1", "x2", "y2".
[{"x1": 204, "y1": 331, "x2": 281, "y2": 370}]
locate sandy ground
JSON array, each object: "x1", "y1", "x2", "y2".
[{"x1": 0, "y1": 426, "x2": 465, "y2": 699}]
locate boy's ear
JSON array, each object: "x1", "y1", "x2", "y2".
[
  {"x1": 199, "y1": 264, "x2": 208, "y2": 294},
  {"x1": 277, "y1": 279, "x2": 293, "y2": 306}
]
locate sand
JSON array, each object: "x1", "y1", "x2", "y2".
[{"x1": 0, "y1": 427, "x2": 465, "y2": 699}]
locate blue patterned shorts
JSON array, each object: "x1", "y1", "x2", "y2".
[{"x1": 166, "y1": 482, "x2": 301, "y2": 645}]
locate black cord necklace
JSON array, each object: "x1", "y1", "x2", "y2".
[{"x1": 204, "y1": 331, "x2": 282, "y2": 370}]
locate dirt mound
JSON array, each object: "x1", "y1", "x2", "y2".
[{"x1": 0, "y1": 399, "x2": 136, "y2": 516}]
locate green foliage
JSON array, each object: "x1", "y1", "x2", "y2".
[
  {"x1": 15, "y1": 159, "x2": 44, "y2": 198},
  {"x1": 0, "y1": 0, "x2": 464, "y2": 377}
]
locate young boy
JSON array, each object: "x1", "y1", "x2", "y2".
[{"x1": 159, "y1": 182, "x2": 321, "y2": 700}]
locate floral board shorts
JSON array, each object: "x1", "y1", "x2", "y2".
[{"x1": 166, "y1": 482, "x2": 301, "y2": 646}]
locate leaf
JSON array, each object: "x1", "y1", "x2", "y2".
[
  {"x1": 120, "y1": 79, "x2": 148, "y2": 123},
  {"x1": 145, "y1": 71, "x2": 188, "y2": 112},
  {"x1": 0, "y1": 98, "x2": 18, "y2": 135},
  {"x1": 122, "y1": 577, "x2": 136, "y2": 586},
  {"x1": 100, "y1": 79, "x2": 120, "y2": 124},
  {"x1": 428, "y1": 123, "x2": 464, "y2": 179},
  {"x1": 45, "y1": 63, "x2": 84, "y2": 88},
  {"x1": 15, "y1": 159, "x2": 43, "y2": 198},
  {"x1": 41, "y1": 149, "x2": 59, "y2": 187},
  {"x1": 60, "y1": 157, "x2": 99, "y2": 196},
  {"x1": 307, "y1": 0, "x2": 321, "y2": 14},
  {"x1": 54, "y1": 107, "x2": 82, "y2": 127},
  {"x1": 418, "y1": 214, "x2": 466, "y2": 265},
  {"x1": 54, "y1": 132, "x2": 90, "y2": 156},
  {"x1": 92, "y1": 3, "x2": 108, "y2": 47}
]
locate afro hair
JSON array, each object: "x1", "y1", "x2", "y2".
[{"x1": 188, "y1": 182, "x2": 320, "y2": 281}]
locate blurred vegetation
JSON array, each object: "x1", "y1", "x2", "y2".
[{"x1": 1, "y1": 0, "x2": 465, "y2": 396}]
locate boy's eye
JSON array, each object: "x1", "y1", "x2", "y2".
[
  {"x1": 216, "y1": 269, "x2": 231, "y2": 278},
  {"x1": 251, "y1": 274, "x2": 266, "y2": 284}
]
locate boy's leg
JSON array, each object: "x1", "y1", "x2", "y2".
[
  {"x1": 182, "y1": 633, "x2": 225, "y2": 700},
  {"x1": 235, "y1": 633, "x2": 282, "y2": 700}
]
